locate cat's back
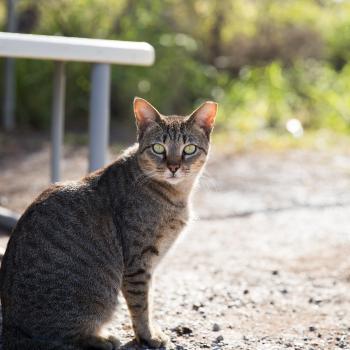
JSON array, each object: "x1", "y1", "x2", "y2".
[
  {"x1": 0, "y1": 170, "x2": 126, "y2": 348},
  {"x1": 5, "y1": 178, "x2": 105, "y2": 246},
  {"x1": 1, "y1": 153, "x2": 135, "y2": 284},
  {"x1": 0, "y1": 175, "x2": 118, "y2": 298}
]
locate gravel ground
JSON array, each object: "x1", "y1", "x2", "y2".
[{"x1": 1, "y1": 139, "x2": 350, "y2": 349}]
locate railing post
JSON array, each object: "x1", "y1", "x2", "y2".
[
  {"x1": 51, "y1": 62, "x2": 66, "y2": 183},
  {"x1": 2, "y1": 0, "x2": 17, "y2": 131},
  {"x1": 88, "y1": 63, "x2": 111, "y2": 172}
]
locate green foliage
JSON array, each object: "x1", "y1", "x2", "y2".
[
  {"x1": 1, "y1": 0, "x2": 350, "y2": 136},
  {"x1": 220, "y1": 61, "x2": 350, "y2": 133}
]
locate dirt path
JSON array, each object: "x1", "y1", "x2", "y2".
[{"x1": 1, "y1": 144, "x2": 350, "y2": 349}]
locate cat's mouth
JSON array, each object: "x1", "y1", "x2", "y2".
[
  {"x1": 165, "y1": 176, "x2": 183, "y2": 184},
  {"x1": 164, "y1": 170, "x2": 185, "y2": 184}
]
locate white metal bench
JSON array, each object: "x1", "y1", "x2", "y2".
[{"x1": 0, "y1": 32, "x2": 155, "y2": 182}]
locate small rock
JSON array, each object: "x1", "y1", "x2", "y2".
[
  {"x1": 216, "y1": 335, "x2": 224, "y2": 343},
  {"x1": 212, "y1": 323, "x2": 220, "y2": 332},
  {"x1": 309, "y1": 326, "x2": 316, "y2": 332},
  {"x1": 308, "y1": 297, "x2": 322, "y2": 305},
  {"x1": 192, "y1": 302, "x2": 203, "y2": 311},
  {"x1": 171, "y1": 325, "x2": 193, "y2": 336},
  {"x1": 243, "y1": 289, "x2": 249, "y2": 295},
  {"x1": 272, "y1": 270, "x2": 279, "y2": 275}
]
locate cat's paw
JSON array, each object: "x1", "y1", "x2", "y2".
[
  {"x1": 79, "y1": 335, "x2": 120, "y2": 350},
  {"x1": 107, "y1": 335, "x2": 121, "y2": 349},
  {"x1": 137, "y1": 329, "x2": 170, "y2": 348}
]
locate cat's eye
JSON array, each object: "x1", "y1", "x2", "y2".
[
  {"x1": 183, "y1": 144, "x2": 197, "y2": 155},
  {"x1": 152, "y1": 143, "x2": 165, "y2": 154}
]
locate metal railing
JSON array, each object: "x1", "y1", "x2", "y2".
[
  {"x1": 0, "y1": 32, "x2": 155, "y2": 231},
  {"x1": 0, "y1": 32, "x2": 155, "y2": 181}
]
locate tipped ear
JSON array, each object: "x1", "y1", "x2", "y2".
[
  {"x1": 189, "y1": 101, "x2": 218, "y2": 136},
  {"x1": 133, "y1": 97, "x2": 161, "y2": 133}
]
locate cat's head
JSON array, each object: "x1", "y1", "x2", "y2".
[{"x1": 134, "y1": 97, "x2": 217, "y2": 185}]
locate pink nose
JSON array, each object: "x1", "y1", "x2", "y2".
[{"x1": 168, "y1": 164, "x2": 180, "y2": 174}]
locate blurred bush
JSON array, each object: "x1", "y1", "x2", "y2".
[{"x1": 1, "y1": 0, "x2": 350, "y2": 135}]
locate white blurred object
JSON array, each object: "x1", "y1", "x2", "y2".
[
  {"x1": 138, "y1": 80, "x2": 151, "y2": 93},
  {"x1": 286, "y1": 118, "x2": 304, "y2": 138}
]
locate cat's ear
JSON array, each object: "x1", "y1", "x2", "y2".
[
  {"x1": 133, "y1": 97, "x2": 161, "y2": 134},
  {"x1": 188, "y1": 101, "x2": 218, "y2": 136}
]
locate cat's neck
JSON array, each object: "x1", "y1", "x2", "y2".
[{"x1": 150, "y1": 176, "x2": 194, "y2": 201}]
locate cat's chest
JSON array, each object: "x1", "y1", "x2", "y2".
[
  {"x1": 126, "y1": 188, "x2": 189, "y2": 230},
  {"x1": 137, "y1": 203, "x2": 189, "y2": 269},
  {"x1": 147, "y1": 210, "x2": 188, "y2": 269},
  {"x1": 121, "y1": 189, "x2": 190, "y2": 269},
  {"x1": 150, "y1": 205, "x2": 188, "y2": 246}
]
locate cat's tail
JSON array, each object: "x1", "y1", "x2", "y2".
[
  {"x1": 2, "y1": 340, "x2": 78, "y2": 350},
  {"x1": 2, "y1": 325, "x2": 79, "y2": 350}
]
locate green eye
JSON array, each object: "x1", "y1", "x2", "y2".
[
  {"x1": 183, "y1": 144, "x2": 197, "y2": 155},
  {"x1": 152, "y1": 143, "x2": 165, "y2": 154}
]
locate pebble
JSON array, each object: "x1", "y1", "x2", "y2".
[
  {"x1": 212, "y1": 323, "x2": 220, "y2": 332},
  {"x1": 216, "y1": 335, "x2": 224, "y2": 342},
  {"x1": 308, "y1": 297, "x2": 322, "y2": 305},
  {"x1": 172, "y1": 325, "x2": 193, "y2": 336},
  {"x1": 192, "y1": 302, "x2": 203, "y2": 311}
]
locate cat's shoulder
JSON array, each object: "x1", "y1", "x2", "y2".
[{"x1": 33, "y1": 180, "x2": 86, "y2": 205}]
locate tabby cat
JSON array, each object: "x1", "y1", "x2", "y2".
[{"x1": 0, "y1": 97, "x2": 217, "y2": 349}]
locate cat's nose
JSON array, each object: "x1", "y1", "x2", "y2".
[{"x1": 168, "y1": 164, "x2": 180, "y2": 174}]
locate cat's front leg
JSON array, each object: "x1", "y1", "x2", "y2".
[{"x1": 122, "y1": 270, "x2": 169, "y2": 348}]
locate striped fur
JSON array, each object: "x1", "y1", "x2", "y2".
[{"x1": 0, "y1": 98, "x2": 217, "y2": 349}]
